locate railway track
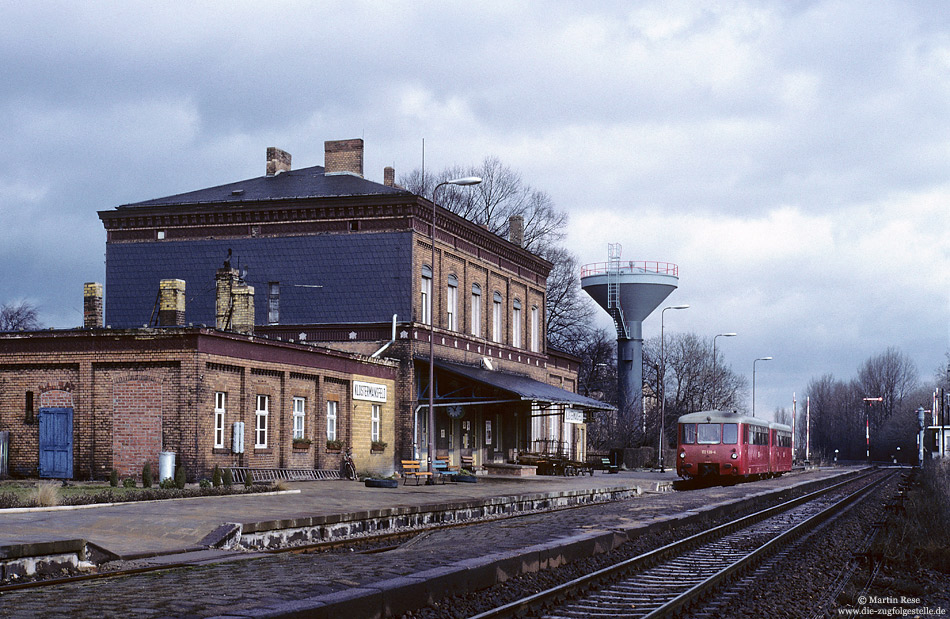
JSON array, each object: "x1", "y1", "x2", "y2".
[{"x1": 469, "y1": 469, "x2": 889, "y2": 619}]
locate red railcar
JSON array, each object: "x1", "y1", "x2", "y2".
[{"x1": 676, "y1": 411, "x2": 792, "y2": 480}]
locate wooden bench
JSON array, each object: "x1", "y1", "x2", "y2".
[
  {"x1": 431, "y1": 459, "x2": 456, "y2": 484},
  {"x1": 459, "y1": 455, "x2": 476, "y2": 472},
  {"x1": 601, "y1": 458, "x2": 619, "y2": 474},
  {"x1": 401, "y1": 460, "x2": 432, "y2": 486}
]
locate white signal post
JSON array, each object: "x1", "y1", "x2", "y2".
[{"x1": 863, "y1": 397, "x2": 883, "y2": 463}]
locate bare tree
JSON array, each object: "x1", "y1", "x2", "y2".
[
  {"x1": 0, "y1": 300, "x2": 42, "y2": 331},
  {"x1": 542, "y1": 247, "x2": 597, "y2": 351},
  {"x1": 401, "y1": 156, "x2": 568, "y2": 253},
  {"x1": 855, "y1": 347, "x2": 919, "y2": 432},
  {"x1": 643, "y1": 332, "x2": 747, "y2": 448}
]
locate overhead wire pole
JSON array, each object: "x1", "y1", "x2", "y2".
[
  {"x1": 658, "y1": 304, "x2": 688, "y2": 472},
  {"x1": 863, "y1": 396, "x2": 882, "y2": 463},
  {"x1": 426, "y1": 177, "x2": 481, "y2": 484}
]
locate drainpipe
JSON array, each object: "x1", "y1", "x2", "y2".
[{"x1": 370, "y1": 315, "x2": 398, "y2": 358}]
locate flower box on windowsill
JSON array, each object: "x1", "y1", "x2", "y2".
[
  {"x1": 326, "y1": 440, "x2": 343, "y2": 453},
  {"x1": 370, "y1": 441, "x2": 388, "y2": 453},
  {"x1": 292, "y1": 439, "x2": 312, "y2": 450}
]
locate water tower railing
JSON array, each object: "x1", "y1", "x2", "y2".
[{"x1": 580, "y1": 261, "x2": 679, "y2": 278}]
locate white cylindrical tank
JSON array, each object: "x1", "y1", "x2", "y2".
[{"x1": 159, "y1": 451, "x2": 176, "y2": 481}]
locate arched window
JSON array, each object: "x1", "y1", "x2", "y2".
[
  {"x1": 420, "y1": 266, "x2": 432, "y2": 325},
  {"x1": 512, "y1": 299, "x2": 522, "y2": 348},
  {"x1": 492, "y1": 292, "x2": 503, "y2": 343},
  {"x1": 471, "y1": 283, "x2": 482, "y2": 337},
  {"x1": 447, "y1": 274, "x2": 459, "y2": 331},
  {"x1": 530, "y1": 305, "x2": 540, "y2": 352}
]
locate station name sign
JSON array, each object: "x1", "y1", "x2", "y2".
[
  {"x1": 353, "y1": 380, "x2": 388, "y2": 403},
  {"x1": 564, "y1": 408, "x2": 584, "y2": 424}
]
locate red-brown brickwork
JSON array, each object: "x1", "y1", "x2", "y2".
[{"x1": 112, "y1": 379, "x2": 163, "y2": 477}]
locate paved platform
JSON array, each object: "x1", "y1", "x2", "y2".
[
  {"x1": 0, "y1": 467, "x2": 862, "y2": 618},
  {"x1": 0, "y1": 470, "x2": 676, "y2": 560}
]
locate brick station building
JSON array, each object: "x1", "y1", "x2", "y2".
[{"x1": 0, "y1": 138, "x2": 611, "y2": 481}]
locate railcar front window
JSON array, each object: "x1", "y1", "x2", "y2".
[
  {"x1": 697, "y1": 423, "x2": 721, "y2": 444},
  {"x1": 681, "y1": 424, "x2": 697, "y2": 444},
  {"x1": 722, "y1": 423, "x2": 738, "y2": 445}
]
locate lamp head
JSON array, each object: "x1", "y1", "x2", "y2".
[{"x1": 446, "y1": 176, "x2": 482, "y2": 186}]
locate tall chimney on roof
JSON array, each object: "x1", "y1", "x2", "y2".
[
  {"x1": 158, "y1": 279, "x2": 186, "y2": 327},
  {"x1": 266, "y1": 147, "x2": 292, "y2": 176},
  {"x1": 216, "y1": 267, "x2": 255, "y2": 335},
  {"x1": 83, "y1": 282, "x2": 103, "y2": 328},
  {"x1": 384, "y1": 166, "x2": 395, "y2": 187},
  {"x1": 508, "y1": 215, "x2": 525, "y2": 247},
  {"x1": 324, "y1": 139, "x2": 364, "y2": 177}
]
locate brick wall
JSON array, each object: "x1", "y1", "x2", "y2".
[{"x1": 0, "y1": 330, "x2": 398, "y2": 480}]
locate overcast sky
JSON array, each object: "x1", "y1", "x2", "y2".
[{"x1": 2, "y1": 1, "x2": 948, "y2": 418}]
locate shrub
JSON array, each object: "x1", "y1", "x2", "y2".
[
  {"x1": 212, "y1": 465, "x2": 222, "y2": 488},
  {"x1": 274, "y1": 479, "x2": 291, "y2": 491},
  {"x1": 123, "y1": 477, "x2": 136, "y2": 488},
  {"x1": 222, "y1": 468, "x2": 233, "y2": 488},
  {"x1": 32, "y1": 482, "x2": 61, "y2": 507},
  {"x1": 244, "y1": 470, "x2": 254, "y2": 488},
  {"x1": 109, "y1": 469, "x2": 119, "y2": 488},
  {"x1": 174, "y1": 464, "x2": 186, "y2": 490},
  {"x1": 142, "y1": 461, "x2": 153, "y2": 488},
  {"x1": 199, "y1": 478, "x2": 211, "y2": 489},
  {"x1": 159, "y1": 478, "x2": 177, "y2": 490}
]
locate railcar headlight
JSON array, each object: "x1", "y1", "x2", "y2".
[
  {"x1": 731, "y1": 452, "x2": 738, "y2": 459},
  {"x1": 679, "y1": 452, "x2": 685, "y2": 459}
]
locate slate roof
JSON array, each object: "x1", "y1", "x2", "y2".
[
  {"x1": 436, "y1": 361, "x2": 615, "y2": 411},
  {"x1": 105, "y1": 232, "x2": 413, "y2": 328},
  {"x1": 119, "y1": 164, "x2": 411, "y2": 209}
]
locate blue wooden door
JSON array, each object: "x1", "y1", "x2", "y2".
[{"x1": 39, "y1": 407, "x2": 73, "y2": 478}]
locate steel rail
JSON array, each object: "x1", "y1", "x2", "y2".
[
  {"x1": 468, "y1": 469, "x2": 881, "y2": 619},
  {"x1": 642, "y1": 471, "x2": 892, "y2": 618}
]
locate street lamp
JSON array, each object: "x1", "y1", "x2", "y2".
[
  {"x1": 752, "y1": 356, "x2": 772, "y2": 417},
  {"x1": 712, "y1": 333, "x2": 737, "y2": 409},
  {"x1": 659, "y1": 304, "x2": 689, "y2": 472},
  {"x1": 862, "y1": 396, "x2": 882, "y2": 464},
  {"x1": 426, "y1": 177, "x2": 481, "y2": 483}
]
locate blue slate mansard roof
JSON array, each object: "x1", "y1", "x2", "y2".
[
  {"x1": 105, "y1": 232, "x2": 414, "y2": 329},
  {"x1": 118, "y1": 164, "x2": 410, "y2": 209}
]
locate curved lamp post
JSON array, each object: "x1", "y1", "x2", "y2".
[
  {"x1": 752, "y1": 356, "x2": 772, "y2": 417},
  {"x1": 711, "y1": 332, "x2": 737, "y2": 409},
  {"x1": 427, "y1": 177, "x2": 481, "y2": 482},
  {"x1": 658, "y1": 304, "x2": 689, "y2": 472}
]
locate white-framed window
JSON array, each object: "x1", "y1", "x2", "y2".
[
  {"x1": 530, "y1": 306, "x2": 540, "y2": 352},
  {"x1": 268, "y1": 282, "x2": 280, "y2": 325},
  {"x1": 371, "y1": 404, "x2": 381, "y2": 442},
  {"x1": 471, "y1": 283, "x2": 482, "y2": 337},
  {"x1": 326, "y1": 400, "x2": 338, "y2": 441},
  {"x1": 492, "y1": 291, "x2": 503, "y2": 343},
  {"x1": 255, "y1": 394, "x2": 269, "y2": 448},
  {"x1": 512, "y1": 299, "x2": 522, "y2": 348},
  {"x1": 420, "y1": 265, "x2": 432, "y2": 325},
  {"x1": 293, "y1": 396, "x2": 306, "y2": 440},
  {"x1": 447, "y1": 274, "x2": 458, "y2": 331},
  {"x1": 214, "y1": 391, "x2": 226, "y2": 448}
]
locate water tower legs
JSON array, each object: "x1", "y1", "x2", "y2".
[{"x1": 617, "y1": 333, "x2": 644, "y2": 440}]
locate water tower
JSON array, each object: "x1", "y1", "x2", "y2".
[{"x1": 581, "y1": 243, "x2": 679, "y2": 435}]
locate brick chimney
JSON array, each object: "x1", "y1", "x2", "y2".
[
  {"x1": 266, "y1": 147, "x2": 291, "y2": 176},
  {"x1": 384, "y1": 166, "x2": 395, "y2": 187},
  {"x1": 158, "y1": 279, "x2": 186, "y2": 327},
  {"x1": 83, "y1": 282, "x2": 103, "y2": 328},
  {"x1": 324, "y1": 139, "x2": 364, "y2": 177},
  {"x1": 216, "y1": 267, "x2": 255, "y2": 335},
  {"x1": 508, "y1": 215, "x2": 525, "y2": 247}
]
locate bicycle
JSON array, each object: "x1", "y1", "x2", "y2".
[{"x1": 341, "y1": 447, "x2": 357, "y2": 481}]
